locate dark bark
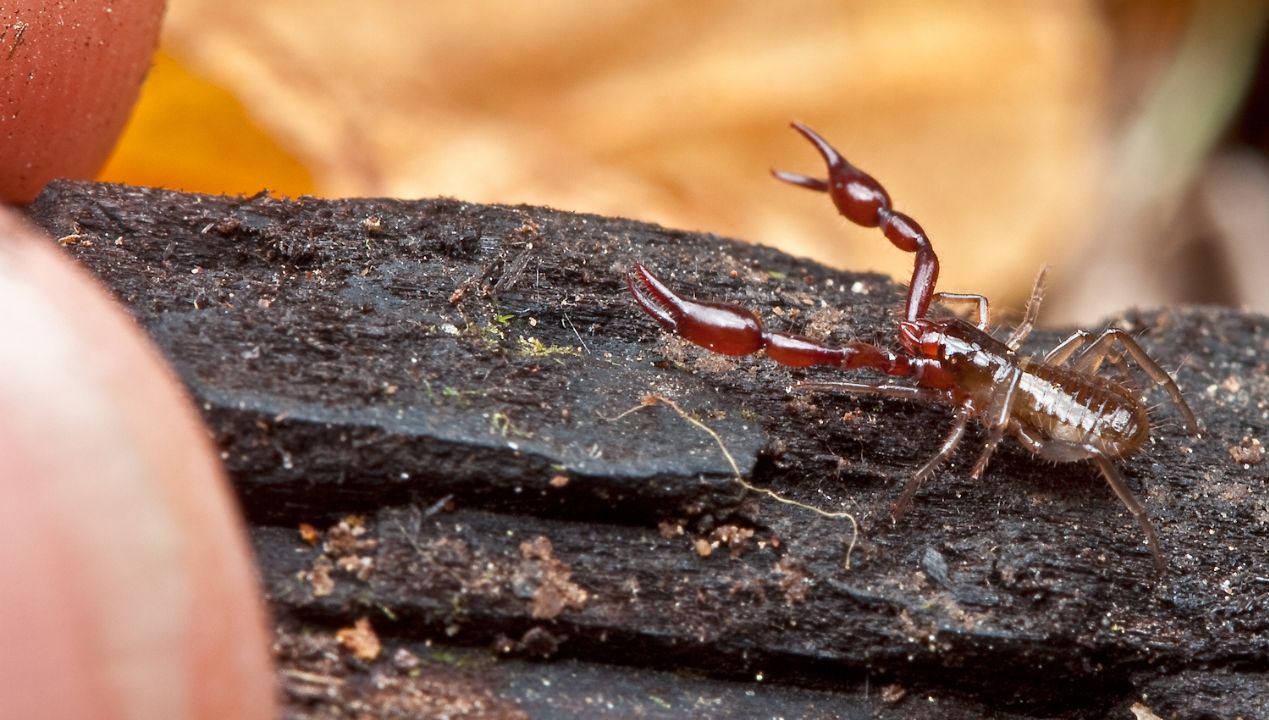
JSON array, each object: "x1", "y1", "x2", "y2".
[{"x1": 29, "y1": 181, "x2": 1269, "y2": 720}]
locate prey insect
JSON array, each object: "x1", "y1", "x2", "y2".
[{"x1": 627, "y1": 122, "x2": 1200, "y2": 573}]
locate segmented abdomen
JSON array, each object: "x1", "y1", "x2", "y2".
[{"x1": 1014, "y1": 362, "x2": 1150, "y2": 458}]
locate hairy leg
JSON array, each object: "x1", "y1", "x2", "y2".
[
  {"x1": 1072, "y1": 329, "x2": 1199, "y2": 434},
  {"x1": 791, "y1": 379, "x2": 946, "y2": 403},
  {"x1": 1092, "y1": 454, "x2": 1165, "y2": 573},
  {"x1": 1043, "y1": 330, "x2": 1092, "y2": 365},
  {"x1": 1005, "y1": 266, "x2": 1049, "y2": 350},
  {"x1": 933, "y1": 291, "x2": 990, "y2": 330},
  {"x1": 968, "y1": 368, "x2": 1023, "y2": 479},
  {"x1": 891, "y1": 404, "x2": 972, "y2": 522}
]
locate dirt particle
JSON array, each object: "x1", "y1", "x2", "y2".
[
  {"x1": 298, "y1": 516, "x2": 381, "y2": 595},
  {"x1": 336, "y1": 617, "x2": 382, "y2": 662},
  {"x1": 305, "y1": 556, "x2": 335, "y2": 597},
  {"x1": 520, "y1": 535, "x2": 553, "y2": 561},
  {"x1": 325, "y1": 515, "x2": 372, "y2": 554},
  {"x1": 803, "y1": 306, "x2": 850, "y2": 340},
  {"x1": 392, "y1": 647, "x2": 421, "y2": 672},
  {"x1": 298, "y1": 522, "x2": 320, "y2": 545},
  {"x1": 658, "y1": 519, "x2": 685, "y2": 538},
  {"x1": 1229, "y1": 436, "x2": 1264, "y2": 465},
  {"x1": 517, "y1": 536, "x2": 588, "y2": 619},
  {"x1": 517, "y1": 626, "x2": 561, "y2": 658},
  {"x1": 336, "y1": 554, "x2": 375, "y2": 582},
  {"x1": 711, "y1": 524, "x2": 755, "y2": 557},
  {"x1": 774, "y1": 556, "x2": 810, "y2": 605},
  {"x1": 691, "y1": 350, "x2": 737, "y2": 376}
]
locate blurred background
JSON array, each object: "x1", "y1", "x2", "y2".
[{"x1": 99, "y1": 0, "x2": 1269, "y2": 326}]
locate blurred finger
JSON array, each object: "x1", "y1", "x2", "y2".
[{"x1": 0, "y1": 209, "x2": 275, "y2": 720}]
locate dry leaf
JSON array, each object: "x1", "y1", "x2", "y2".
[{"x1": 110, "y1": 1, "x2": 1114, "y2": 312}]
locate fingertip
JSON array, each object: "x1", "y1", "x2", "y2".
[
  {"x1": 0, "y1": 0, "x2": 165, "y2": 202},
  {"x1": 0, "y1": 209, "x2": 276, "y2": 719}
]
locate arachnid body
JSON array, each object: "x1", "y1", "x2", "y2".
[{"x1": 627, "y1": 123, "x2": 1200, "y2": 572}]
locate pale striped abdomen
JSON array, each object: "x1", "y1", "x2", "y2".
[{"x1": 1014, "y1": 362, "x2": 1151, "y2": 458}]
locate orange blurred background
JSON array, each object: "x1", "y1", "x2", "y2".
[{"x1": 99, "y1": 0, "x2": 1269, "y2": 325}]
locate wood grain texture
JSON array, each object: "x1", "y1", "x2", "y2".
[{"x1": 29, "y1": 181, "x2": 1269, "y2": 719}]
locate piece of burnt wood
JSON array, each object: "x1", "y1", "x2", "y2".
[{"x1": 29, "y1": 181, "x2": 1269, "y2": 720}]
